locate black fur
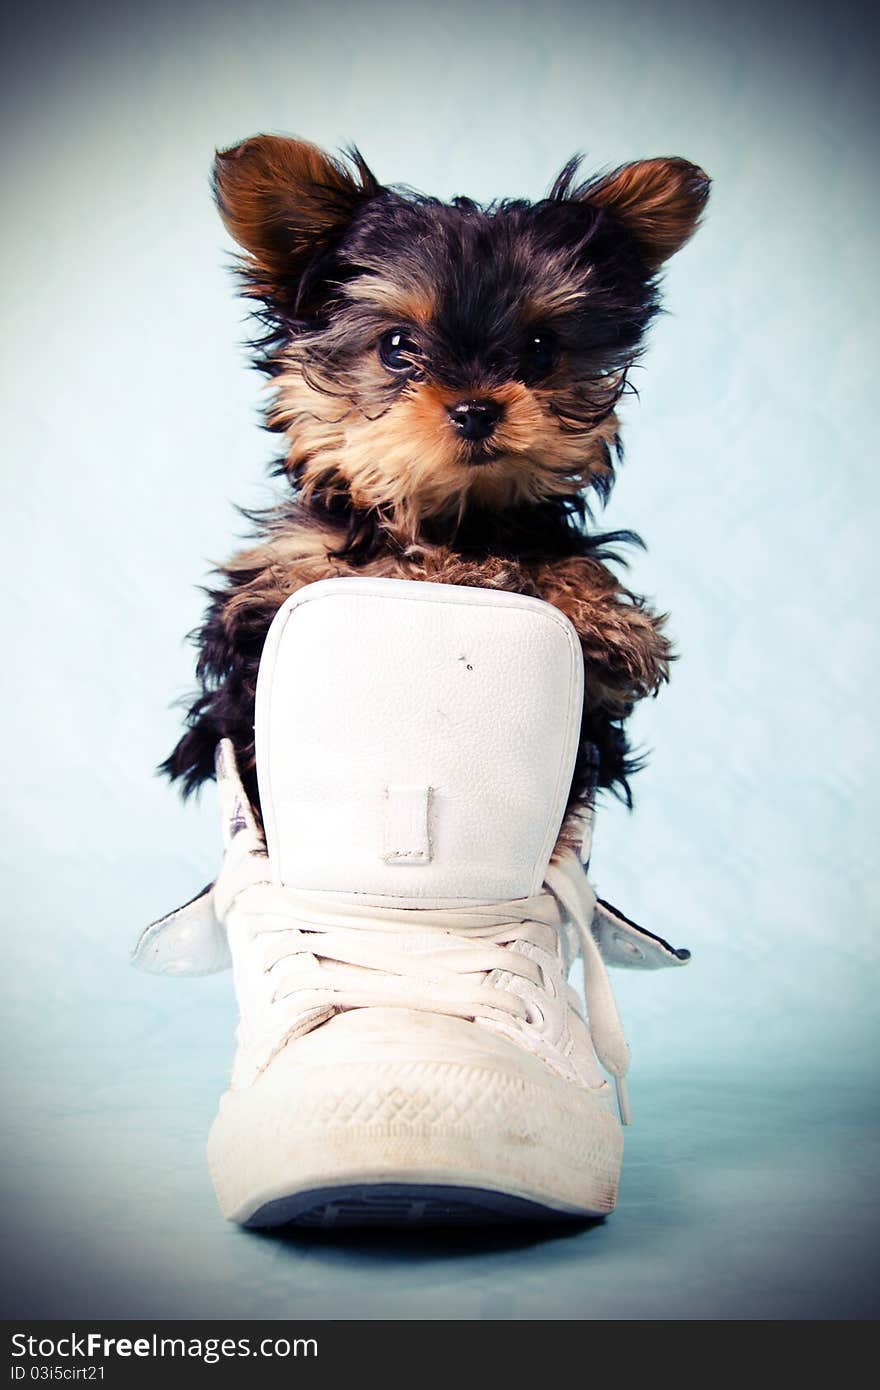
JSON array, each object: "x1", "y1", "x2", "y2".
[{"x1": 161, "y1": 143, "x2": 696, "y2": 816}]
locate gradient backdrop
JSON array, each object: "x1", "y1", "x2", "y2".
[{"x1": 2, "y1": 0, "x2": 878, "y2": 1320}]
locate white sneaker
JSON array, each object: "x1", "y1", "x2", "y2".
[{"x1": 135, "y1": 578, "x2": 689, "y2": 1227}]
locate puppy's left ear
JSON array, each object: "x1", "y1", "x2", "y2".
[{"x1": 583, "y1": 158, "x2": 710, "y2": 271}]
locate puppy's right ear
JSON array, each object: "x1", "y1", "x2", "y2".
[{"x1": 213, "y1": 134, "x2": 380, "y2": 307}]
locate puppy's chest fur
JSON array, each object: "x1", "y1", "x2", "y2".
[{"x1": 166, "y1": 506, "x2": 671, "y2": 826}]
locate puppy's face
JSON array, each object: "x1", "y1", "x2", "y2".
[{"x1": 214, "y1": 137, "x2": 708, "y2": 533}]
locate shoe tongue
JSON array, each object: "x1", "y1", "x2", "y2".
[{"x1": 255, "y1": 577, "x2": 583, "y2": 908}]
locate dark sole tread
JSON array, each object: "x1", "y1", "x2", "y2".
[{"x1": 244, "y1": 1182, "x2": 596, "y2": 1229}]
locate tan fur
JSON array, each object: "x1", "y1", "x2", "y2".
[
  {"x1": 585, "y1": 157, "x2": 710, "y2": 270},
  {"x1": 520, "y1": 257, "x2": 594, "y2": 317},
  {"x1": 272, "y1": 362, "x2": 619, "y2": 540},
  {"x1": 344, "y1": 274, "x2": 438, "y2": 324}
]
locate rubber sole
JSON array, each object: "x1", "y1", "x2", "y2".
[
  {"x1": 208, "y1": 1051, "x2": 623, "y2": 1229},
  {"x1": 244, "y1": 1181, "x2": 598, "y2": 1229}
]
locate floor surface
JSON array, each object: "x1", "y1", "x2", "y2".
[{"x1": 2, "y1": 950, "x2": 876, "y2": 1321}]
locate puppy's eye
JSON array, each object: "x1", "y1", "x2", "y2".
[
  {"x1": 378, "y1": 328, "x2": 420, "y2": 373},
  {"x1": 523, "y1": 330, "x2": 559, "y2": 380}
]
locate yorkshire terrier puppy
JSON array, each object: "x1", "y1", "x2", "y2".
[{"x1": 162, "y1": 135, "x2": 709, "y2": 829}]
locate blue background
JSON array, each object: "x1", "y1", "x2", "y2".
[{"x1": 2, "y1": 0, "x2": 878, "y2": 1319}]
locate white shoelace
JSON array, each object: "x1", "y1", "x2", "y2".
[
  {"x1": 545, "y1": 852, "x2": 631, "y2": 1124},
  {"x1": 222, "y1": 842, "x2": 632, "y2": 1124}
]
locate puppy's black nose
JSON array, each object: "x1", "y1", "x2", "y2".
[{"x1": 448, "y1": 399, "x2": 503, "y2": 442}]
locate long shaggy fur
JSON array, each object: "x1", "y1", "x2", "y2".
[{"x1": 161, "y1": 135, "x2": 709, "y2": 820}]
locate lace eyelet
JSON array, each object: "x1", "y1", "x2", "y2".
[{"x1": 523, "y1": 1000, "x2": 545, "y2": 1029}]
